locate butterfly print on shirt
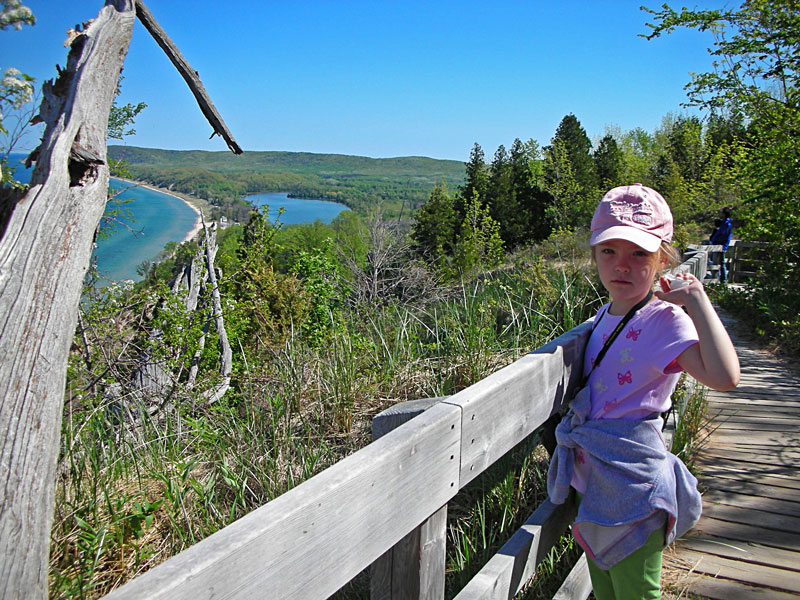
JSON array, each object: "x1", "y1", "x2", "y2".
[
  {"x1": 619, "y1": 348, "x2": 634, "y2": 363},
  {"x1": 626, "y1": 327, "x2": 641, "y2": 341},
  {"x1": 617, "y1": 371, "x2": 632, "y2": 385}
]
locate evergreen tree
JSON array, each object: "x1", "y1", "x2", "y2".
[
  {"x1": 705, "y1": 112, "x2": 747, "y2": 149},
  {"x1": 664, "y1": 115, "x2": 705, "y2": 181},
  {"x1": 593, "y1": 134, "x2": 624, "y2": 189},
  {"x1": 487, "y1": 144, "x2": 517, "y2": 244},
  {"x1": 454, "y1": 190, "x2": 504, "y2": 275},
  {"x1": 458, "y1": 142, "x2": 489, "y2": 222},
  {"x1": 509, "y1": 138, "x2": 551, "y2": 244},
  {"x1": 543, "y1": 114, "x2": 598, "y2": 230},
  {"x1": 411, "y1": 182, "x2": 457, "y2": 259},
  {"x1": 543, "y1": 140, "x2": 584, "y2": 231},
  {"x1": 551, "y1": 114, "x2": 596, "y2": 191}
]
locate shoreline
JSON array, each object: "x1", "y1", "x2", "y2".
[{"x1": 116, "y1": 177, "x2": 206, "y2": 243}]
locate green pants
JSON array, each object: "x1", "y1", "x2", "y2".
[
  {"x1": 585, "y1": 526, "x2": 664, "y2": 600},
  {"x1": 576, "y1": 493, "x2": 665, "y2": 600}
]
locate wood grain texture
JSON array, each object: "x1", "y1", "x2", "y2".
[
  {"x1": 671, "y1": 574, "x2": 800, "y2": 600},
  {"x1": 452, "y1": 499, "x2": 578, "y2": 600},
  {"x1": 452, "y1": 322, "x2": 590, "y2": 487},
  {"x1": 552, "y1": 554, "x2": 592, "y2": 600},
  {"x1": 0, "y1": 3, "x2": 135, "y2": 597},
  {"x1": 675, "y1": 549, "x2": 800, "y2": 594},
  {"x1": 103, "y1": 324, "x2": 594, "y2": 599},
  {"x1": 105, "y1": 402, "x2": 461, "y2": 600},
  {"x1": 371, "y1": 399, "x2": 448, "y2": 600},
  {"x1": 670, "y1": 307, "x2": 800, "y2": 597}
]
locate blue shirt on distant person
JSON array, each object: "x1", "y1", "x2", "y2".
[{"x1": 710, "y1": 216, "x2": 733, "y2": 251}]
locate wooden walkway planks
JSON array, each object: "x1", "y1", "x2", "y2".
[{"x1": 669, "y1": 310, "x2": 800, "y2": 599}]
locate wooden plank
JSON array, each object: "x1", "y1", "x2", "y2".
[
  {"x1": 552, "y1": 554, "x2": 591, "y2": 600},
  {"x1": 371, "y1": 399, "x2": 449, "y2": 600},
  {"x1": 703, "y1": 477, "x2": 800, "y2": 503},
  {"x1": 700, "y1": 442, "x2": 800, "y2": 458},
  {"x1": 698, "y1": 465, "x2": 800, "y2": 491},
  {"x1": 674, "y1": 549, "x2": 800, "y2": 594},
  {"x1": 703, "y1": 488, "x2": 800, "y2": 519},
  {"x1": 701, "y1": 429, "x2": 796, "y2": 446},
  {"x1": 706, "y1": 406, "x2": 800, "y2": 420},
  {"x1": 670, "y1": 573, "x2": 800, "y2": 600},
  {"x1": 706, "y1": 403, "x2": 800, "y2": 416},
  {"x1": 452, "y1": 498, "x2": 577, "y2": 600},
  {"x1": 370, "y1": 506, "x2": 447, "y2": 600},
  {"x1": 687, "y1": 516, "x2": 800, "y2": 553},
  {"x1": 679, "y1": 536, "x2": 800, "y2": 572},
  {"x1": 701, "y1": 502, "x2": 800, "y2": 535},
  {"x1": 707, "y1": 393, "x2": 800, "y2": 404},
  {"x1": 707, "y1": 408, "x2": 800, "y2": 423},
  {"x1": 711, "y1": 420, "x2": 800, "y2": 432},
  {"x1": 451, "y1": 323, "x2": 590, "y2": 487},
  {"x1": 709, "y1": 385, "x2": 800, "y2": 399},
  {"x1": 699, "y1": 458, "x2": 798, "y2": 476},
  {"x1": 105, "y1": 402, "x2": 462, "y2": 600},
  {"x1": 698, "y1": 445, "x2": 800, "y2": 467},
  {"x1": 707, "y1": 395, "x2": 800, "y2": 407},
  {"x1": 372, "y1": 398, "x2": 445, "y2": 440}
]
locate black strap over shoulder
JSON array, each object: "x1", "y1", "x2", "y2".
[{"x1": 581, "y1": 290, "x2": 652, "y2": 387}]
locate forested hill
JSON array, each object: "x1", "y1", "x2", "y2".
[{"x1": 107, "y1": 145, "x2": 466, "y2": 216}]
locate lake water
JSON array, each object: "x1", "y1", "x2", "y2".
[
  {"x1": 6, "y1": 154, "x2": 350, "y2": 283},
  {"x1": 101, "y1": 181, "x2": 199, "y2": 282},
  {"x1": 246, "y1": 192, "x2": 348, "y2": 225}
]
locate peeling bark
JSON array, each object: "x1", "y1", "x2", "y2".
[
  {"x1": 0, "y1": 2, "x2": 243, "y2": 593},
  {"x1": 0, "y1": 3, "x2": 136, "y2": 596}
]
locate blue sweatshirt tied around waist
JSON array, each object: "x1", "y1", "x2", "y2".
[{"x1": 547, "y1": 388, "x2": 702, "y2": 570}]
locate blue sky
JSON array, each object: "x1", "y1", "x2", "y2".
[{"x1": 2, "y1": 1, "x2": 726, "y2": 161}]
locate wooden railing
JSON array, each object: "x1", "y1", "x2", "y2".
[
  {"x1": 103, "y1": 248, "x2": 709, "y2": 600},
  {"x1": 686, "y1": 240, "x2": 767, "y2": 284}
]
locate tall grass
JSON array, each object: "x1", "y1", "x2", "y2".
[{"x1": 51, "y1": 258, "x2": 602, "y2": 598}]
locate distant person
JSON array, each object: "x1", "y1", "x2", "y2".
[
  {"x1": 709, "y1": 207, "x2": 733, "y2": 282},
  {"x1": 547, "y1": 184, "x2": 740, "y2": 600},
  {"x1": 708, "y1": 218, "x2": 722, "y2": 243}
]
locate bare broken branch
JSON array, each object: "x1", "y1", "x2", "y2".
[{"x1": 134, "y1": 0, "x2": 243, "y2": 154}]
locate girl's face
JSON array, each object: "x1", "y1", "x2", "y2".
[{"x1": 594, "y1": 239, "x2": 661, "y2": 314}]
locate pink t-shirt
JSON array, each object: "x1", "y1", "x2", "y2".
[{"x1": 571, "y1": 299, "x2": 699, "y2": 493}]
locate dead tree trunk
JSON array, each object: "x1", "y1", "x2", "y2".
[
  {"x1": 131, "y1": 221, "x2": 233, "y2": 410},
  {"x1": 0, "y1": 2, "x2": 136, "y2": 597}
]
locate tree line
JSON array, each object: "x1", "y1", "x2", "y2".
[{"x1": 410, "y1": 110, "x2": 747, "y2": 275}]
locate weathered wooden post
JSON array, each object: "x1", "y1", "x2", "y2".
[
  {"x1": 371, "y1": 398, "x2": 449, "y2": 600},
  {"x1": 0, "y1": 2, "x2": 241, "y2": 595},
  {"x1": 0, "y1": 4, "x2": 137, "y2": 596}
]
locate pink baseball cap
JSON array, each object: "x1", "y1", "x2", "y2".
[{"x1": 590, "y1": 184, "x2": 673, "y2": 253}]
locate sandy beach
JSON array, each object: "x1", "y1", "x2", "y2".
[{"x1": 117, "y1": 178, "x2": 205, "y2": 243}]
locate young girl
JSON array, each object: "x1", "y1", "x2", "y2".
[{"x1": 547, "y1": 184, "x2": 740, "y2": 600}]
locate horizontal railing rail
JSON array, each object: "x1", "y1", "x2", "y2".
[
  {"x1": 103, "y1": 249, "x2": 708, "y2": 600},
  {"x1": 686, "y1": 239, "x2": 769, "y2": 284}
]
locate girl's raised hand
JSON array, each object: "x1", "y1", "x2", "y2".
[
  {"x1": 655, "y1": 273, "x2": 703, "y2": 306},
  {"x1": 657, "y1": 272, "x2": 740, "y2": 391}
]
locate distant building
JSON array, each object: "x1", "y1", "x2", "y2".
[{"x1": 219, "y1": 215, "x2": 229, "y2": 229}]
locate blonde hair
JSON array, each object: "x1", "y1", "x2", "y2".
[{"x1": 659, "y1": 241, "x2": 681, "y2": 270}]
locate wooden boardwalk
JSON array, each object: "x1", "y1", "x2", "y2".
[{"x1": 668, "y1": 311, "x2": 800, "y2": 599}]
